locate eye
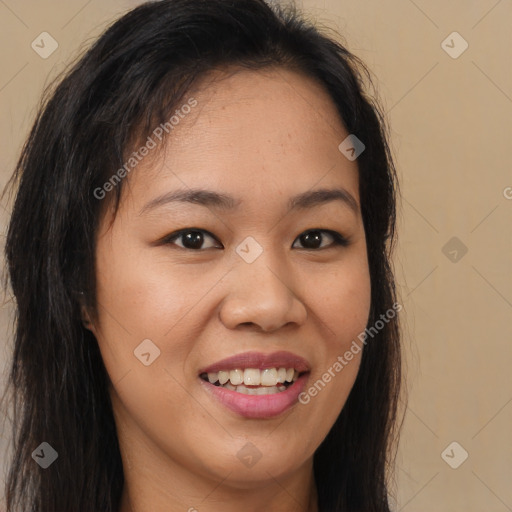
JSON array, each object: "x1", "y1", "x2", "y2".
[
  {"x1": 162, "y1": 229, "x2": 222, "y2": 250},
  {"x1": 161, "y1": 228, "x2": 349, "y2": 251},
  {"x1": 292, "y1": 229, "x2": 349, "y2": 250}
]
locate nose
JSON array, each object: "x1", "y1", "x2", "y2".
[{"x1": 218, "y1": 248, "x2": 308, "y2": 332}]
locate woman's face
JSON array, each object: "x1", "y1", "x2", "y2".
[{"x1": 89, "y1": 67, "x2": 371, "y2": 496}]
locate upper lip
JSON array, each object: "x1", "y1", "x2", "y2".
[{"x1": 198, "y1": 350, "x2": 311, "y2": 375}]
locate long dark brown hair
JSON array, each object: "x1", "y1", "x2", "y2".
[{"x1": 1, "y1": 1, "x2": 403, "y2": 510}]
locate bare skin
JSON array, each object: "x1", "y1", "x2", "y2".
[{"x1": 84, "y1": 66, "x2": 371, "y2": 512}]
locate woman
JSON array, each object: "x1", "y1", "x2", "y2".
[{"x1": 1, "y1": 0, "x2": 403, "y2": 510}]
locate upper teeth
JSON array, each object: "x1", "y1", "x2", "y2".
[{"x1": 206, "y1": 367, "x2": 299, "y2": 387}]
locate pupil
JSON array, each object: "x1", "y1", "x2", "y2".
[
  {"x1": 301, "y1": 230, "x2": 321, "y2": 249},
  {"x1": 183, "y1": 231, "x2": 203, "y2": 249}
]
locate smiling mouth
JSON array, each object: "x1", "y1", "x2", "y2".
[{"x1": 199, "y1": 367, "x2": 305, "y2": 395}]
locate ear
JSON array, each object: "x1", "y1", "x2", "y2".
[
  {"x1": 78, "y1": 292, "x2": 96, "y2": 334},
  {"x1": 81, "y1": 305, "x2": 95, "y2": 332}
]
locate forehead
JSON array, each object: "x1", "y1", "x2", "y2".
[
  {"x1": 117, "y1": 66, "x2": 360, "y2": 218},
  {"x1": 157, "y1": 66, "x2": 349, "y2": 155}
]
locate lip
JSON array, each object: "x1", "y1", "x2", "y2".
[
  {"x1": 197, "y1": 350, "x2": 311, "y2": 374},
  {"x1": 199, "y1": 372, "x2": 310, "y2": 419}
]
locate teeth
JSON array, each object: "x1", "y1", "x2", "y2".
[
  {"x1": 229, "y1": 369, "x2": 244, "y2": 386},
  {"x1": 234, "y1": 383, "x2": 286, "y2": 395},
  {"x1": 261, "y1": 368, "x2": 278, "y2": 386},
  {"x1": 243, "y1": 368, "x2": 261, "y2": 386},
  {"x1": 218, "y1": 371, "x2": 230, "y2": 385},
  {"x1": 203, "y1": 367, "x2": 301, "y2": 387}
]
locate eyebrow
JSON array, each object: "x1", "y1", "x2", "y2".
[{"x1": 139, "y1": 186, "x2": 359, "y2": 216}]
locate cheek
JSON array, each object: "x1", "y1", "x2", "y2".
[
  {"x1": 294, "y1": 254, "x2": 370, "y2": 444},
  {"x1": 308, "y1": 253, "x2": 372, "y2": 345},
  {"x1": 95, "y1": 239, "x2": 203, "y2": 335},
  {"x1": 93, "y1": 249, "x2": 219, "y2": 466}
]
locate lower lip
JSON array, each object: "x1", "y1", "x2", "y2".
[{"x1": 199, "y1": 373, "x2": 309, "y2": 419}]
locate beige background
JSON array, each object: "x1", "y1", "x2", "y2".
[{"x1": 1, "y1": 0, "x2": 511, "y2": 510}]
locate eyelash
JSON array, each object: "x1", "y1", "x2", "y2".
[{"x1": 161, "y1": 228, "x2": 350, "y2": 251}]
